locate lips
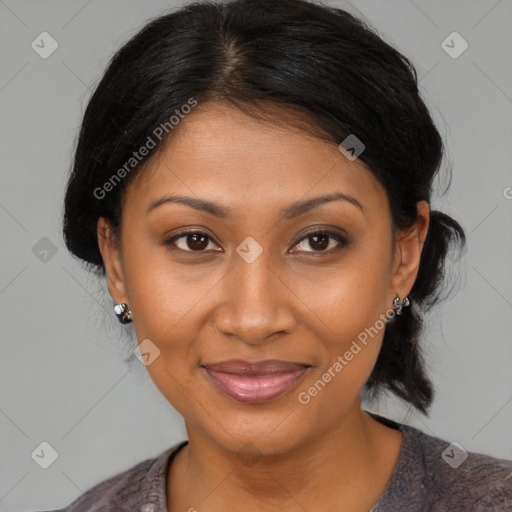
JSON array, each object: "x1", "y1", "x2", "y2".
[{"x1": 202, "y1": 359, "x2": 310, "y2": 403}]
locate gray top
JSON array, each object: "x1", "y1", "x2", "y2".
[{"x1": 40, "y1": 413, "x2": 512, "y2": 512}]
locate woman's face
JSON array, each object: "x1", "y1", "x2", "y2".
[{"x1": 98, "y1": 101, "x2": 427, "y2": 456}]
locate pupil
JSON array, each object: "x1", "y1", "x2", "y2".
[
  {"x1": 188, "y1": 233, "x2": 208, "y2": 250},
  {"x1": 310, "y1": 234, "x2": 328, "y2": 251}
]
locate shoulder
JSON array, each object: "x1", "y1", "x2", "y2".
[
  {"x1": 39, "y1": 441, "x2": 187, "y2": 512},
  {"x1": 367, "y1": 412, "x2": 512, "y2": 512},
  {"x1": 402, "y1": 423, "x2": 512, "y2": 511}
]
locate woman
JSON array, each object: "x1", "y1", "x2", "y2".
[{"x1": 53, "y1": 0, "x2": 512, "y2": 510}]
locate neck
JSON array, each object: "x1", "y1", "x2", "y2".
[{"x1": 167, "y1": 401, "x2": 402, "y2": 512}]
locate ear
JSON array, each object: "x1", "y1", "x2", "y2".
[
  {"x1": 97, "y1": 217, "x2": 128, "y2": 304},
  {"x1": 390, "y1": 200, "x2": 430, "y2": 298}
]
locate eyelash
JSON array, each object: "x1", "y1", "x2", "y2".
[{"x1": 164, "y1": 228, "x2": 348, "y2": 255}]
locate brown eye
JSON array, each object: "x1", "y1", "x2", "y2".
[
  {"x1": 165, "y1": 231, "x2": 219, "y2": 252},
  {"x1": 290, "y1": 229, "x2": 348, "y2": 254}
]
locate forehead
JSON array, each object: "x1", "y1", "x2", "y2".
[{"x1": 124, "y1": 102, "x2": 389, "y2": 220}]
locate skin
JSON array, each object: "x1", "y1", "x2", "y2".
[{"x1": 97, "y1": 101, "x2": 430, "y2": 512}]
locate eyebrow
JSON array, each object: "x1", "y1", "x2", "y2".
[{"x1": 146, "y1": 192, "x2": 364, "y2": 220}]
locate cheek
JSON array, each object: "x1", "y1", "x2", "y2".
[
  {"x1": 296, "y1": 300, "x2": 387, "y2": 428},
  {"x1": 121, "y1": 233, "x2": 213, "y2": 338},
  {"x1": 292, "y1": 237, "x2": 392, "y2": 344},
  {"x1": 119, "y1": 241, "x2": 222, "y2": 414},
  {"x1": 293, "y1": 241, "x2": 392, "y2": 413}
]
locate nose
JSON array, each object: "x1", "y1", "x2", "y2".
[{"x1": 213, "y1": 249, "x2": 297, "y2": 346}]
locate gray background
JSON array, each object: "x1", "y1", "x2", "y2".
[{"x1": 1, "y1": 0, "x2": 511, "y2": 510}]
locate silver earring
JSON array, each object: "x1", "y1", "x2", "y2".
[
  {"x1": 114, "y1": 303, "x2": 132, "y2": 324},
  {"x1": 392, "y1": 296, "x2": 410, "y2": 315}
]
